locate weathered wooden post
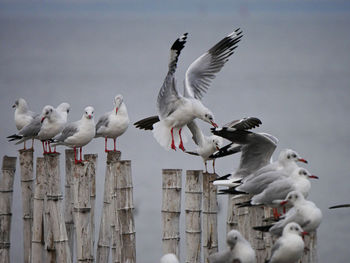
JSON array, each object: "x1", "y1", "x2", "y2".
[
  {"x1": 185, "y1": 170, "x2": 202, "y2": 263},
  {"x1": 44, "y1": 153, "x2": 71, "y2": 262},
  {"x1": 302, "y1": 232, "x2": 318, "y2": 262},
  {"x1": 161, "y1": 169, "x2": 182, "y2": 258},
  {"x1": 64, "y1": 149, "x2": 75, "y2": 262},
  {"x1": 19, "y1": 149, "x2": 34, "y2": 263},
  {"x1": 84, "y1": 153, "x2": 97, "y2": 257},
  {"x1": 115, "y1": 160, "x2": 136, "y2": 263},
  {"x1": 0, "y1": 156, "x2": 17, "y2": 263},
  {"x1": 31, "y1": 157, "x2": 47, "y2": 263},
  {"x1": 202, "y1": 172, "x2": 219, "y2": 263},
  {"x1": 73, "y1": 161, "x2": 93, "y2": 262},
  {"x1": 96, "y1": 151, "x2": 121, "y2": 263}
]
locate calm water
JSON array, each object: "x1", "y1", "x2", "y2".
[{"x1": 1, "y1": 12, "x2": 350, "y2": 262}]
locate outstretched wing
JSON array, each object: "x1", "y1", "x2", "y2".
[
  {"x1": 184, "y1": 28, "x2": 243, "y2": 99},
  {"x1": 223, "y1": 117, "x2": 262, "y2": 130},
  {"x1": 157, "y1": 33, "x2": 188, "y2": 119},
  {"x1": 134, "y1": 115, "x2": 160, "y2": 131}
]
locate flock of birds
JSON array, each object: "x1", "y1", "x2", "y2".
[{"x1": 7, "y1": 28, "x2": 335, "y2": 263}]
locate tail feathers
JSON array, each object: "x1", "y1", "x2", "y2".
[
  {"x1": 7, "y1": 134, "x2": 22, "y2": 141},
  {"x1": 236, "y1": 200, "x2": 253, "y2": 208},
  {"x1": 218, "y1": 187, "x2": 247, "y2": 195},
  {"x1": 210, "y1": 173, "x2": 231, "y2": 182},
  {"x1": 253, "y1": 225, "x2": 273, "y2": 232},
  {"x1": 134, "y1": 115, "x2": 160, "y2": 131}
]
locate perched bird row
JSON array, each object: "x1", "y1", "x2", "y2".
[{"x1": 8, "y1": 95, "x2": 129, "y2": 163}]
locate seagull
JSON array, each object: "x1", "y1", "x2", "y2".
[
  {"x1": 134, "y1": 28, "x2": 243, "y2": 151},
  {"x1": 9, "y1": 98, "x2": 37, "y2": 149},
  {"x1": 253, "y1": 190, "x2": 322, "y2": 235},
  {"x1": 95, "y1": 95, "x2": 129, "y2": 152},
  {"x1": 211, "y1": 128, "x2": 278, "y2": 187},
  {"x1": 208, "y1": 229, "x2": 256, "y2": 263},
  {"x1": 160, "y1": 253, "x2": 179, "y2": 263},
  {"x1": 185, "y1": 117, "x2": 261, "y2": 173},
  {"x1": 266, "y1": 222, "x2": 307, "y2": 263},
  {"x1": 7, "y1": 103, "x2": 70, "y2": 153},
  {"x1": 52, "y1": 106, "x2": 95, "y2": 164}
]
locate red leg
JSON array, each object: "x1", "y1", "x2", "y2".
[
  {"x1": 105, "y1": 137, "x2": 108, "y2": 152},
  {"x1": 113, "y1": 138, "x2": 117, "y2": 152},
  {"x1": 178, "y1": 128, "x2": 185, "y2": 151},
  {"x1": 170, "y1": 128, "x2": 176, "y2": 150},
  {"x1": 273, "y1": 208, "x2": 280, "y2": 220},
  {"x1": 42, "y1": 141, "x2": 47, "y2": 154},
  {"x1": 48, "y1": 141, "x2": 52, "y2": 153},
  {"x1": 283, "y1": 206, "x2": 286, "y2": 214},
  {"x1": 23, "y1": 141, "x2": 27, "y2": 150},
  {"x1": 74, "y1": 147, "x2": 77, "y2": 164}
]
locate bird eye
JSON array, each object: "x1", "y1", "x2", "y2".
[
  {"x1": 67, "y1": 109, "x2": 70, "y2": 113},
  {"x1": 295, "y1": 195, "x2": 298, "y2": 199},
  {"x1": 205, "y1": 114, "x2": 208, "y2": 118},
  {"x1": 287, "y1": 155, "x2": 290, "y2": 159},
  {"x1": 292, "y1": 154, "x2": 296, "y2": 158},
  {"x1": 234, "y1": 236, "x2": 238, "y2": 240}
]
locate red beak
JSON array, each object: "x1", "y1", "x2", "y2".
[
  {"x1": 88, "y1": 115, "x2": 92, "y2": 119},
  {"x1": 216, "y1": 146, "x2": 220, "y2": 151},
  {"x1": 298, "y1": 158, "x2": 308, "y2": 164},
  {"x1": 280, "y1": 200, "x2": 288, "y2": 206},
  {"x1": 41, "y1": 117, "x2": 46, "y2": 123},
  {"x1": 309, "y1": 175, "x2": 319, "y2": 179},
  {"x1": 116, "y1": 107, "x2": 119, "y2": 114},
  {"x1": 301, "y1": 231, "x2": 309, "y2": 237},
  {"x1": 211, "y1": 121, "x2": 218, "y2": 128}
]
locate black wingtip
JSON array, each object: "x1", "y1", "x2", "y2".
[
  {"x1": 171, "y1": 33, "x2": 188, "y2": 52},
  {"x1": 252, "y1": 225, "x2": 273, "y2": 232}
]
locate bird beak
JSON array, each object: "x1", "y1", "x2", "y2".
[
  {"x1": 115, "y1": 107, "x2": 119, "y2": 114},
  {"x1": 211, "y1": 121, "x2": 218, "y2": 128},
  {"x1": 12, "y1": 104, "x2": 16, "y2": 108},
  {"x1": 216, "y1": 146, "x2": 220, "y2": 151},
  {"x1": 309, "y1": 175, "x2": 319, "y2": 179},
  {"x1": 301, "y1": 231, "x2": 309, "y2": 239},
  {"x1": 298, "y1": 158, "x2": 308, "y2": 164},
  {"x1": 280, "y1": 200, "x2": 288, "y2": 206},
  {"x1": 41, "y1": 117, "x2": 46, "y2": 123},
  {"x1": 88, "y1": 115, "x2": 92, "y2": 119}
]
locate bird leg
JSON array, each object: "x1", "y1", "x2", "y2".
[
  {"x1": 213, "y1": 159, "x2": 216, "y2": 174},
  {"x1": 104, "y1": 137, "x2": 109, "y2": 152},
  {"x1": 23, "y1": 141, "x2": 27, "y2": 150},
  {"x1": 42, "y1": 141, "x2": 47, "y2": 154},
  {"x1": 204, "y1": 161, "x2": 208, "y2": 173},
  {"x1": 283, "y1": 206, "x2": 286, "y2": 214},
  {"x1": 178, "y1": 128, "x2": 185, "y2": 151},
  {"x1": 273, "y1": 208, "x2": 280, "y2": 220},
  {"x1": 113, "y1": 138, "x2": 117, "y2": 152},
  {"x1": 30, "y1": 138, "x2": 34, "y2": 150},
  {"x1": 48, "y1": 141, "x2": 52, "y2": 153},
  {"x1": 170, "y1": 128, "x2": 176, "y2": 150},
  {"x1": 74, "y1": 147, "x2": 78, "y2": 164}
]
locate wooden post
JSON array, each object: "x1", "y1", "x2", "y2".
[
  {"x1": 302, "y1": 232, "x2": 318, "y2": 262},
  {"x1": 19, "y1": 149, "x2": 34, "y2": 263},
  {"x1": 31, "y1": 157, "x2": 47, "y2": 263},
  {"x1": 73, "y1": 161, "x2": 93, "y2": 262},
  {"x1": 0, "y1": 156, "x2": 17, "y2": 263},
  {"x1": 44, "y1": 153, "x2": 71, "y2": 263},
  {"x1": 115, "y1": 160, "x2": 136, "y2": 263},
  {"x1": 96, "y1": 151, "x2": 121, "y2": 263},
  {"x1": 161, "y1": 169, "x2": 182, "y2": 258},
  {"x1": 185, "y1": 170, "x2": 202, "y2": 263},
  {"x1": 202, "y1": 172, "x2": 219, "y2": 263},
  {"x1": 84, "y1": 153, "x2": 97, "y2": 259},
  {"x1": 64, "y1": 149, "x2": 75, "y2": 262}
]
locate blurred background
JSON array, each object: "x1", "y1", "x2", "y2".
[{"x1": 1, "y1": 0, "x2": 350, "y2": 262}]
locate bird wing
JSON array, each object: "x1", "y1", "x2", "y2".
[
  {"x1": 223, "y1": 117, "x2": 262, "y2": 130},
  {"x1": 183, "y1": 28, "x2": 242, "y2": 99},
  {"x1": 186, "y1": 120, "x2": 205, "y2": 146},
  {"x1": 54, "y1": 122, "x2": 79, "y2": 142},
  {"x1": 157, "y1": 33, "x2": 188, "y2": 119},
  {"x1": 95, "y1": 113, "x2": 110, "y2": 132},
  {"x1": 211, "y1": 143, "x2": 242, "y2": 159},
  {"x1": 18, "y1": 116, "x2": 42, "y2": 137},
  {"x1": 134, "y1": 115, "x2": 160, "y2": 131}
]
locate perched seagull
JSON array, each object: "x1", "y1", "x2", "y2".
[
  {"x1": 253, "y1": 191, "x2": 322, "y2": 235},
  {"x1": 8, "y1": 103, "x2": 70, "y2": 153},
  {"x1": 185, "y1": 117, "x2": 261, "y2": 173},
  {"x1": 208, "y1": 229, "x2": 256, "y2": 263},
  {"x1": 95, "y1": 95, "x2": 129, "y2": 152},
  {"x1": 211, "y1": 129, "x2": 278, "y2": 187},
  {"x1": 52, "y1": 106, "x2": 95, "y2": 164},
  {"x1": 266, "y1": 222, "x2": 307, "y2": 263},
  {"x1": 160, "y1": 253, "x2": 179, "y2": 263},
  {"x1": 9, "y1": 98, "x2": 37, "y2": 149},
  {"x1": 134, "y1": 28, "x2": 243, "y2": 151}
]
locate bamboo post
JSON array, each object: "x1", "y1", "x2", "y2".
[
  {"x1": 0, "y1": 156, "x2": 16, "y2": 263},
  {"x1": 31, "y1": 157, "x2": 47, "y2": 263},
  {"x1": 202, "y1": 172, "x2": 219, "y2": 263},
  {"x1": 73, "y1": 161, "x2": 93, "y2": 262},
  {"x1": 96, "y1": 151, "x2": 121, "y2": 263},
  {"x1": 19, "y1": 149, "x2": 34, "y2": 263},
  {"x1": 44, "y1": 153, "x2": 71, "y2": 263},
  {"x1": 115, "y1": 160, "x2": 136, "y2": 263},
  {"x1": 161, "y1": 169, "x2": 182, "y2": 258},
  {"x1": 84, "y1": 153, "x2": 97, "y2": 258},
  {"x1": 185, "y1": 170, "x2": 202, "y2": 263},
  {"x1": 64, "y1": 149, "x2": 75, "y2": 262}
]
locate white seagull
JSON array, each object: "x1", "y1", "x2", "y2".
[
  {"x1": 52, "y1": 106, "x2": 95, "y2": 164},
  {"x1": 266, "y1": 222, "x2": 307, "y2": 263},
  {"x1": 8, "y1": 103, "x2": 70, "y2": 153},
  {"x1": 208, "y1": 229, "x2": 256, "y2": 263},
  {"x1": 95, "y1": 95, "x2": 129, "y2": 152},
  {"x1": 253, "y1": 190, "x2": 322, "y2": 236},
  {"x1": 134, "y1": 29, "x2": 243, "y2": 151},
  {"x1": 9, "y1": 98, "x2": 37, "y2": 149}
]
